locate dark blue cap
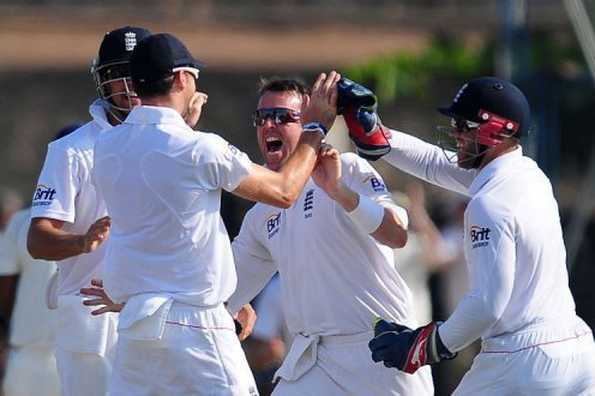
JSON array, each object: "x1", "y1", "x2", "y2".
[
  {"x1": 438, "y1": 76, "x2": 531, "y2": 137},
  {"x1": 96, "y1": 26, "x2": 152, "y2": 68},
  {"x1": 131, "y1": 33, "x2": 204, "y2": 83}
]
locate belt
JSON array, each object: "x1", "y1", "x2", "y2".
[
  {"x1": 274, "y1": 330, "x2": 372, "y2": 382},
  {"x1": 481, "y1": 320, "x2": 593, "y2": 354}
]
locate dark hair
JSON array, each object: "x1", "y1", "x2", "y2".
[
  {"x1": 258, "y1": 77, "x2": 310, "y2": 97},
  {"x1": 134, "y1": 74, "x2": 175, "y2": 98}
]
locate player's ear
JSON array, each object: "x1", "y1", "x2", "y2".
[
  {"x1": 300, "y1": 94, "x2": 311, "y2": 114},
  {"x1": 169, "y1": 72, "x2": 180, "y2": 91},
  {"x1": 172, "y1": 71, "x2": 186, "y2": 92}
]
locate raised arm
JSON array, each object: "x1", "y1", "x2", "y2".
[
  {"x1": 383, "y1": 130, "x2": 475, "y2": 197},
  {"x1": 336, "y1": 78, "x2": 475, "y2": 196}
]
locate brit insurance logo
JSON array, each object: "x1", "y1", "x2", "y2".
[
  {"x1": 266, "y1": 212, "x2": 281, "y2": 239},
  {"x1": 363, "y1": 175, "x2": 387, "y2": 192},
  {"x1": 470, "y1": 225, "x2": 491, "y2": 249},
  {"x1": 32, "y1": 184, "x2": 56, "y2": 207}
]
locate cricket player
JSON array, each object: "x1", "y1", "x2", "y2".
[
  {"x1": 353, "y1": 77, "x2": 595, "y2": 394},
  {"x1": 1, "y1": 208, "x2": 60, "y2": 396},
  {"x1": 26, "y1": 26, "x2": 152, "y2": 396},
  {"x1": 1, "y1": 124, "x2": 80, "y2": 396},
  {"x1": 91, "y1": 33, "x2": 340, "y2": 395},
  {"x1": 225, "y1": 78, "x2": 434, "y2": 395}
]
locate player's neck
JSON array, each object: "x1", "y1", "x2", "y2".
[
  {"x1": 478, "y1": 141, "x2": 519, "y2": 169},
  {"x1": 140, "y1": 95, "x2": 185, "y2": 116}
]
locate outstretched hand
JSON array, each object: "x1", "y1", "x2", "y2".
[
  {"x1": 302, "y1": 71, "x2": 341, "y2": 131},
  {"x1": 80, "y1": 278, "x2": 124, "y2": 315}
]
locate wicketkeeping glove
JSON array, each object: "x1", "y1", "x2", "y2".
[
  {"x1": 368, "y1": 318, "x2": 456, "y2": 374},
  {"x1": 337, "y1": 78, "x2": 391, "y2": 161}
]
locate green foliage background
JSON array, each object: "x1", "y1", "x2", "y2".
[{"x1": 342, "y1": 31, "x2": 586, "y2": 103}]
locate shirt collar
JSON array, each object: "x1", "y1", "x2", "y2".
[
  {"x1": 88, "y1": 99, "x2": 113, "y2": 130},
  {"x1": 125, "y1": 105, "x2": 188, "y2": 128},
  {"x1": 468, "y1": 146, "x2": 524, "y2": 195}
]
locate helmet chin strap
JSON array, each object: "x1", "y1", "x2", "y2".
[
  {"x1": 456, "y1": 134, "x2": 490, "y2": 170},
  {"x1": 471, "y1": 144, "x2": 488, "y2": 168}
]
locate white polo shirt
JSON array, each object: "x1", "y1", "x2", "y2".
[
  {"x1": 30, "y1": 100, "x2": 111, "y2": 296},
  {"x1": 93, "y1": 105, "x2": 252, "y2": 306},
  {"x1": 385, "y1": 131, "x2": 588, "y2": 352},
  {"x1": 228, "y1": 153, "x2": 416, "y2": 336},
  {"x1": 0, "y1": 209, "x2": 56, "y2": 347}
]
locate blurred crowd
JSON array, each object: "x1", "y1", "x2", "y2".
[{"x1": 0, "y1": 145, "x2": 594, "y2": 396}]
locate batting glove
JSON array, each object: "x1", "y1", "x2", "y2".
[
  {"x1": 337, "y1": 78, "x2": 391, "y2": 161},
  {"x1": 368, "y1": 318, "x2": 456, "y2": 374}
]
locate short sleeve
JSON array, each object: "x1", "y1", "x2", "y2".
[
  {"x1": 343, "y1": 153, "x2": 391, "y2": 201},
  {"x1": 341, "y1": 153, "x2": 408, "y2": 227},
  {"x1": 195, "y1": 134, "x2": 253, "y2": 192},
  {"x1": 30, "y1": 142, "x2": 80, "y2": 223}
]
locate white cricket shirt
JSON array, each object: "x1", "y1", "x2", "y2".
[
  {"x1": 385, "y1": 131, "x2": 587, "y2": 352},
  {"x1": 0, "y1": 209, "x2": 56, "y2": 347},
  {"x1": 228, "y1": 153, "x2": 416, "y2": 336},
  {"x1": 30, "y1": 100, "x2": 111, "y2": 296},
  {"x1": 93, "y1": 105, "x2": 252, "y2": 306}
]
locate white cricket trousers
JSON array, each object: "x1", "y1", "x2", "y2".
[
  {"x1": 272, "y1": 331, "x2": 434, "y2": 396},
  {"x1": 454, "y1": 322, "x2": 595, "y2": 395},
  {"x1": 2, "y1": 345, "x2": 60, "y2": 396},
  {"x1": 109, "y1": 302, "x2": 258, "y2": 396},
  {"x1": 54, "y1": 295, "x2": 118, "y2": 396}
]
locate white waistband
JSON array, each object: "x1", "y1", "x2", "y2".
[
  {"x1": 481, "y1": 319, "x2": 593, "y2": 354},
  {"x1": 319, "y1": 330, "x2": 374, "y2": 346},
  {"x1": 274, "y1": 330, "x2": 371, "y2": 383},
  {"x1": 118, "y1": 297, "x2": 232, "y2": 341}
]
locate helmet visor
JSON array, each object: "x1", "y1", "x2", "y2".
[
  {"x1": 92, "y1": 60, "x2": 138, "y2": 115},
  {"x1": 436, "y1": 118, "x2": 487, "y2": 167}
]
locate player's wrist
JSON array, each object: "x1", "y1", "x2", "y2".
[
  {"x1": 302, "y1": 122, "x2": 328, "y2": 138},
  {"x1": 328, "y1": 182, "x2": 356, "y2": 209},
  {"x1": 78, "y1": 234, "x2": 90, "y2": 254},
  {"x1": 434, "y1": 323, "x2": 456, "y2": 360}
]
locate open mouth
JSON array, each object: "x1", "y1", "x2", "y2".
[{"x1": 266, "y1": 136, "x2": 283, "y2": 152}]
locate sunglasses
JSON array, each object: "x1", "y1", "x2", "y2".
[
  {"x1": 252, "y1": 108, "x2": 301, "y2": 127},
  {"x1": 450, "y1": 118, "x2": 481, "y2": 132}
]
